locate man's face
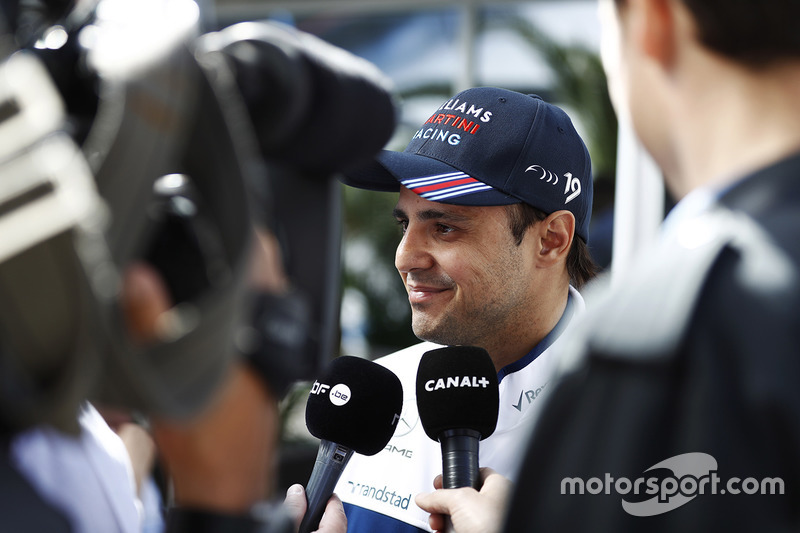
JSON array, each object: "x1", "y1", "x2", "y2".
[{"x1": 393, "y1": 187, "x2": 540, "y2": 349}]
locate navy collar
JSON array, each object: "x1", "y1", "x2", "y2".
[{"x1": 496, "y1": 291, "x2": 575, "y2": 384}]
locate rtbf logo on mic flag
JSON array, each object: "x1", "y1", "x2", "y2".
[
  {"x1": 310, "y1": 380, "x2": 352, "y2": 406},
  {"x1": 306, "y1": 356, "x2": 403, "y2": 456}
]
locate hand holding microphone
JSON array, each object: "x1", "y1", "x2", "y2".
[
  {"x1": 415, "y1": 346, "x2": 500, "y2": 532},
  {"x1": 284, "y1": 485, "x2": 345, "y2": 533},
  {"x1": 299, "y1": 356, "x2": 403, "y2": 533},
  {"x1": 416, "y1": 346, "x2": 499, "y2": 490},
  {"x1": 415, "y1": 467, "x2": 512, "y2": 533}
]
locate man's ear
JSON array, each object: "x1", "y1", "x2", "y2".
[
  {"x1": 538, "y1": 210, "x2": 575, "y2": 265},
  {"x1": 629, "y1": 0, "x2": 677, "y2": 69}
]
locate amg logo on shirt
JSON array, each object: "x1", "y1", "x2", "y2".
[{"x1": 384, "y1": 444, "x2": 413, "y2": 459}]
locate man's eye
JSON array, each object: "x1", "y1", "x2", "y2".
[
  {"x1": 396, "y1": 219, "x2": 408, "y2": 233},
  {"x1": 436, "y1": 224, "x2": 454, "y2": 234}
]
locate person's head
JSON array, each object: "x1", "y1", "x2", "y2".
[
  {"x1": 342, "y1": 87, "x2": 595, "y2": 359},
  {"x1": 608, "y1": 0, "x2": 800, "y2": 68},
  {"x1": 600, "y1": 0, "x2": 800, "y2": 192}
]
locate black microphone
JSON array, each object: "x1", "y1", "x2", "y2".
[
  {"x1": 301, "y1": 356, "x2": 403, "y2": 533},
  {"x1": 416, "y1": 346, "x2": 499, "y2": 490}
]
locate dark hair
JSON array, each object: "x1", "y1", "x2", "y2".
[
  {"x1": 506, "y1": 203, "x2": 598, "y2": 289},
  {"x1": 614, "y1": 0, "x2": 800, "y2": 67}
]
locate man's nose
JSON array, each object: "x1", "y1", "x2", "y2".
[{"x1": 395, "y1": 223, "x2": 433, "y2": 274}]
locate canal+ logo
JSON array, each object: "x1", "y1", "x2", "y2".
[{"x1": 424, "y1": 375, "x2": 491, "y2": 392}]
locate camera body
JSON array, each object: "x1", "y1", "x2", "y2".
[{"x1": 0, "y1": 0, "x2": 396, "y2": 431}]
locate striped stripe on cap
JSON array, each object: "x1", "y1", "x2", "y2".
[{"x1": 400, "y1": 172, "x2": 494, "y2": 202}]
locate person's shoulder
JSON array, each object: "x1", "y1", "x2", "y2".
[
  {"x1": 657, "y1": 203, "x2": 800, "y2": 382},
  {"x1": 696, "y1": 222, "x2": 800, "y2": 332},
  {"x1": 567, "y1": 205, "x2": 799, "y2": 368},
  {"x1": 704, "y1": 186, "x2": 800, "y2": 307}
]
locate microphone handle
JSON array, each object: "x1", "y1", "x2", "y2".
[
  {"x1": 440, "y1": 428, "x2": 481, "y2": 490},
  {"x1": 299, "y1": 439, "x2": 354, "y2": 533}
]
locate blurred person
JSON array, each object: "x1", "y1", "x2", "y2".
[
  {"x1": 8, "y1": 223, "x2": 348, "y2": 533},
  {"x1": 0, "y1": 3, "x2": 354, "y2": 530},
  {"x1": 4, "y1": 224, "x2": 343, "y2": 533},
  {"x1": 106, "y1": 414, "x2": 164, "y2": 533},
  {"x1": 334, "y1": 86, "x2": 596, "y2": 533},
  {"x1": 117, "y1": 229, "x2": 349, "y2": 533},
  {"x1": 10, "y1": 403, "x2": 143, "y2": 533},
  {"x1": 0, "y1": 0, "x2": 398, "y2": 524},
  {"x1": 416, "y1": 0, "x2": 800, "y2": 531}
]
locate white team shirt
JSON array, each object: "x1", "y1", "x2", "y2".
[{"x1": 336, "y1": 286, "x2": 585, "y2": 533}]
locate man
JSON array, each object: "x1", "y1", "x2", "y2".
[
  {"x1": 335, "y1": 86, "x2": 596, "y2": 532},
  {"x1": 417, "y1": 0, "x2": 800, "y2": 531}
]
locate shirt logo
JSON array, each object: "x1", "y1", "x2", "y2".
[
  {"x1": 392, "y1": 398, "x2": 419, "y2": 438},
  {"x1": 511, "y1": 382, "x2": 548, "y2": 412}
]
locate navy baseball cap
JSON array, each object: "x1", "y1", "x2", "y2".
[{"x1": 341, "y1": 87, "x2": 594, "y2": 242}]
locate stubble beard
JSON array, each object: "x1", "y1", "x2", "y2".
[
  {"x1": 410, "y1": 292, "x2": 526, "y2": 351},
  {"x1": 411, "y1": 306, "x2": 469, "y2": 347}
]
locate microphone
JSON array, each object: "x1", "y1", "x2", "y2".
[
  {"x1": 416, "y1": 346, "x2": 499, "y2": 490},
  {"x1": 301, "y1": 356, "x2": 403, "y2": 533}
]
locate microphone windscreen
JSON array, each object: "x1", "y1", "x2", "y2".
[
  {"x1": 416, "y1": 346, "x2": 499, "y2": 442},
  {"x1": 305, "y1": 356, "x2": 402, "y2": 455}
]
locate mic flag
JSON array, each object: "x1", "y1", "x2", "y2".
[
  {"x1": 305, "y1": 355, "x2": 402, "y2": 455},
  {"x1": 416, "y1": 346, "x2": 499, "y2": 490},
  {"x1": 301, "y1": 355, "x2": 402, "y2": 532}
]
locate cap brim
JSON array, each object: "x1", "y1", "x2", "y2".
[{"x1": 341, "y1": 151, "x2": 520, "y2": 206}]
